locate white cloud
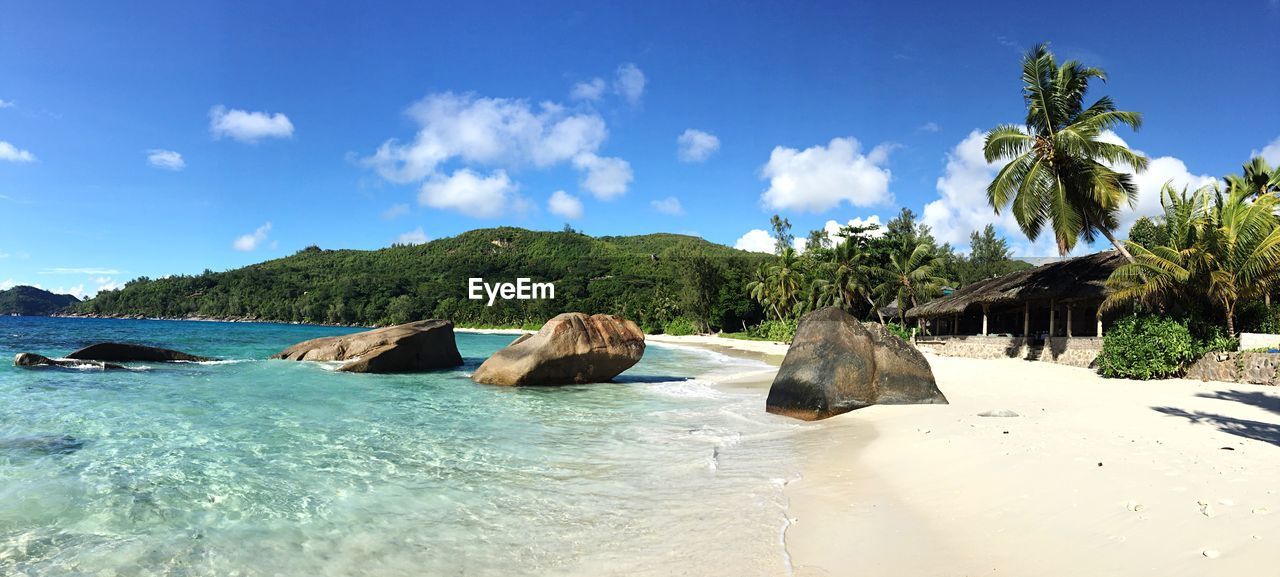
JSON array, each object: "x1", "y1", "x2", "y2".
[
  {"x1": 572, "y1": 153, "x2": 632, "y2": 199},
  {"x1": 0, "y1": 279, "x2": 15, "y2": 290},
  {"x1": 39, "y1": 267, "x2": 121, "y2": 275},
  {"x1": 1097, "y1": 131, "x2": 1218, "y2": 238},
  {"x1": 395, "y1": 227, "x2": 429, "y2": 245},
  {"x1": 146, "y1": 149, "x2": 185, "y2": 171},
  {"x1": 209, "y1": 106, "x2": 294, "y2": 143},
  {"x1": 1255, "y1": 135, "x2": 1280, "y2": 166},
  {"x1": 734, "y1": 229, "x2": 776, "y2": 253},
  {"x1": 613, "y1": 63, "x2": 646, "y2": 106},
  {"x1": 921, "y1": 130, "x2": 1062, "y2": 256},
  {"x1": 547, "y1": 190, "x2": 583, "y2": 219},
  {"x1": 760, "y1": 137, "x2": 894, "y2": 213},
  {"x1": 366, "y1": 93, "x2": 607, "y2": 183},
  {"x1": 676, "y1": 129, "x2": 720, "y2": 163},
  {"x1": 570, "y1": 78, "x2": 606, "y2": 101},
  {"x1": 0, "y1": 251, "x2": 8, "y2": 259},
  {"x1": 918, "y1": 122, "x2": 941, "y2": 133},
  {"x1": 418, "y1": 169, "x2": 521, "y2": 218},
  {"x1": 382, "y1": 203, "x2": 410, "y2": 220},
  {"x1": 0, "y1": 141, "x2": 36, "y2": 163},
  {"x1": 233, "y1": 222, "x2": 273, "y2": 252},
  {"x1": 364, "y1": 92, "x2": 631, "y2": 205},
  {"x1": 0, "y1": 99, "x2": 14, "y2": 109},
  {"x1": 650, "y1": 196, "x2": 684, "y2": 216}
]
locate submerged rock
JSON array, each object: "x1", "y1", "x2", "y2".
[
  {"x1": 471, "y1": 313, "x2": 645, "y2": 386},
  {"x1": 765, "y1": 307, "x2": 948, "y2": 421},
  {"x1": 66, "y1": 342, "x2": 214, "y2": 363},
  {"x1": 0, "y1": 434, "x2": 86, "y2": 455},
  {"x1": 14, "y1": 352, "x2": 125, "y2": 370},
  {"x1": 271, "y1": 319, "x2": 463, "y2": 373}
]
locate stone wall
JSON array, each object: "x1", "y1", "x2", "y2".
[
  {"x1": 1184, "y1": 352, "x2": 1280, "y2": 386},
  {"x1": 914, "y1": 335, "x2": 1102, "y2": 368},
  {"x1": 1239, "y1": 333, "x2": 1280, "y2": 351}
]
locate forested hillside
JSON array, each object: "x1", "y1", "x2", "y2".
[
  {"x1": 0, "y1": 286, "x2": 80, "y2": 316},
  {"x1": 74, "y1": 227, "x2": 769, "y2": 331}
]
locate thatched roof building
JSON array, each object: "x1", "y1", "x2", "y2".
[
  {"x1": 905, "y1": 251, "x2": 1124, "y2": 340},
  {"x1": 907, "y1": 251, "x2": 1123, "y2": 320}
]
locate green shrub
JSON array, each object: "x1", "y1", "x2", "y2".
[
  {"x1": 663, "y1": 317, "x2": 699, "y2": 336},
  {"x1": 748, "y1": 319, "x2": 797, "y2": 342},
  {"x1": 885, "y1": 322, "x2": 913, "y2": 341},
  {"x1": 1098, "y1": 314, "x2": 1198, "y2": 379}
]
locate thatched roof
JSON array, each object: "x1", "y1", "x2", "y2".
[{"x1": 905, "y1": 251, "x2": 1124, "y2": 319}]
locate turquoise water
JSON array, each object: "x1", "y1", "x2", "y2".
[{"x1": 0, "y1": 317, "x2": 803, "y2": 576}]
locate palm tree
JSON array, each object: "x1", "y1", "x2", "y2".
[
  {"x1": 1102, "y1": 184, "x2": 1210, "y2": 315},
  {"x1": 872, "y1": 240, "x2": 947, "y2": 323},
  {"x1": 767, "y1": 247, "x2": 803, "y2": 319},
  {"x1": 826, "y1": 238, "x2": 885, "y2": 323},
  {"x1": 746, "y1": 264, "x2": 779, "y2": 320},
  {"x1": 1104, "y1": 182, "x2": 1280, "y2": 335},
  {"x1": 1227, "y1": 156, "x2": 1280, "y2": 198},
  {"x1": 984, "y1": 43, "x2": 1149, "y2": 261}
]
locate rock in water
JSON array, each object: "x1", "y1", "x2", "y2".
[
  {"x1": 66, "y1": 343, "x2": 213, "y2": 363},
  {"x1": 0, "y1": 434, "x2": 86, "y2": 455},
  {"x1": 271, "y1": 320, "x2": 463, "y2": 373},
  {"x1": 14, "y1": 352, "x2": 125, "y2": 370},
  {"x1": 470, "y1": 313, "x2": 645, "y2": 386},
  {"x1": 765, "y1": 307, "x2": 947, "y2": 421}
]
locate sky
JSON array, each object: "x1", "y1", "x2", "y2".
[{"x1": 2, "y1": 0, "x2": 1279, "y2": 298}]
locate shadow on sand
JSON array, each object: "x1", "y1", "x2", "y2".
[{"x1": 1153, "y1": 389, "x2": 1280, "y2": 447}]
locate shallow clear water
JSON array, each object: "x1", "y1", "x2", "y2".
[{"x1": 0, "y1": 317, "x2": 803, "y2": 576}]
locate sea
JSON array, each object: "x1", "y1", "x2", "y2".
[{"x1": 0, "y1": 316, "x2": 807, "y2": 576}]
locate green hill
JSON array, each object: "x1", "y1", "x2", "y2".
[
  {"x1": 74, "y1": 227, "x2": 770, "y2": 331},
  {"x1": 0, "y1": 285, "x2": 81, "y2": 316}
]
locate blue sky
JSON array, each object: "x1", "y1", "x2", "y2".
[{"x1": 2, "y1": 0, "x2": 1279, "y2": 297}]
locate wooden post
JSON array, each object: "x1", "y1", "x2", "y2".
[
  {"x1": 1023, "y1": 302, "x2": 1030, "y2": 337},
  {"x1": 1049, "y1": 299, "x2": 1056, "y2": 338},
  {"x1": 1066, "y1": 305, "x2": 1073, "y2": 338},
  {"x1": 952, "y1": 315, "x2": 958, "y2": 336},
  {"x1": 982, "y1": 304, "x2": 989, "y2": 336}
]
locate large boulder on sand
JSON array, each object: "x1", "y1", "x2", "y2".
[
  {"x1": 14, "y1": 352, "x2": 125, "y2": 370},
  {"x1": 271, "y1": 320, "x2": 463, "y2": 373},
  {"x1": 471, "y1": 313, "x2": 645, "y2": 386},
  {"x1": 766, "y1": 307, "x2": 947, "y2": 421},
  {"x1": 66, "y1": 342, "x2": 213, "y2": 363}
]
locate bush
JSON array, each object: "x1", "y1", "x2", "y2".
[
  {"x1": 885, "y1": 322, "x2": 913, "y2": 341},
  {"x1": 663, "y1": 317, "x2": 699, "y2": 336},
  {"x1": 1098, "y1": 314, "x2": 1198, "y2": 380},
  {"x1": 748, "y1": 319, "x2": 797, "y2": 343}
]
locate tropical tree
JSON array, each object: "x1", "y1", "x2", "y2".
[
  {"x1": 1227, "y1": 156, "x2": 1280, "y2": 198},
  {"x1": 984, "y1": 43, "x2": 1149, "y2": 261},
  {"x1": 826, "y1": 235, "x2": 886, "y2": 322},
  {"x1": 1104, "y1": 182, "x2": 1280, "y2": 335},
  {"x1": 746, "y1": 264, "x2": 778, "y2": 320},
  {"x1": 767, "y1": 247, "x2": 804, "y2": 319},
  {"x1": 872, "y1": 239, "x2": 947, "y2": 323}
]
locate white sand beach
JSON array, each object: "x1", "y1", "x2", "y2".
[{"x1": 655, "y1": 335, "x2": 1280, "y2": 576}]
